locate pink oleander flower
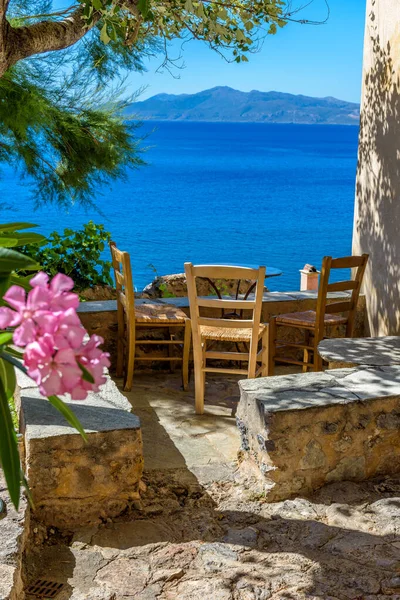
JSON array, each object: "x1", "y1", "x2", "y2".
[
  {"x1": 0, "y1": 272, "x2": 79, "y2": 347},
  {"x1": 31, "y1": 272, "x2": 79, "y2": 312},
  {"x1": 76, "y1": 334, "x2": 110, "y2": 385},
  {"x1": 24, "y1": 334, "x2": 83, "y2": 397},
  {"x1": 0, "y1": 282, "x2": 50, "y2": 346},
  {"x1": 0, "y1": 272, "x2": 110, "y2": 401},
  {"x1": 35, "y1": 308, "x2": 86, "y2": 350}
]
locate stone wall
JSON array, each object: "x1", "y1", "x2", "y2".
[
  {"x1": 352, "y1": 0, "x2": 400, "y2": 335},
  {"x1": 0, "y1": 471, "x2": 26, "y2": 600},
  {"x1": 237, "y1": 366, "x2": 400, "y2": 501},
  {"x1": 18, "y1": 373, "x2": 143, "y2": 529},
  {"x1": 78, "y1": 292, "x2": 366, "y2": 370}
]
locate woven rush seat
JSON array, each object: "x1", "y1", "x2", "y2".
[
  {"x1": 276, "y1": 310, "x2": 347, "y2": 328},
  {"x1": 200, "y1": 323, "x2": 266, "y2": 343},
  {"x1": 135, "y1": 303, "x2": 187, "y2": 324}
]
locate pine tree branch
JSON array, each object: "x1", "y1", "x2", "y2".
[
  {"x1": 6, "y1": 6, "x2": 98, "y2": 70},
  {"x1": 0, "y1": 0, "x2": 142, "y2": 76},
  {"x1": 0, "y1": 1, "x2": 10, "y2": 77}
]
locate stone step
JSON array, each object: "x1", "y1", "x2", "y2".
[
  {"x1": 237, "y1": 366, "x2": 400, "y2": 501},
  {"x1": 17, "y1": 371, "x2": 143, "y2": 529}
]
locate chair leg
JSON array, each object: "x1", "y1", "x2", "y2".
[
  {"x1": 124, "y1": 324, "x2": 135, "y2": 392},
  {"x1": 182, "y1": 319, "x2": 191, "y2": 391},
  {"x1": 267, "y1": 318, "x2": 276, "y2": 376},
  {"x1": 313, "y1": 337, "x2": 323, "y2": 372},
  {"x1": 261, "y1": 329, "x2": 269, "y2": 376},
  {"x1": 167, "y1": 327, "x2": 175, "y2": 373},
  {"x1": 193, "y1": 342, "x2": 205, "y2": 414},
  {"x1": 303, "y1": 330, "x2": 310, "y2": 373},
  {"x1": 116, "y1": 306, "x2": 125, "y2": 379},
  {"x1": 247, "y1": 337, "x2": 258, "y2": 379}
]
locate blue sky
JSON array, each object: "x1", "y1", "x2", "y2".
[{"x1": 129, "y1": 0, "x2": 366, "y2": 103}]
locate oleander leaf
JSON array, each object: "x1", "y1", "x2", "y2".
[
  {"x1": 0, "y1": 369, "x2": 20, "y2": 509},
  {"x1": 47, "y1": 395, "x2": 87, "y2": 442}
]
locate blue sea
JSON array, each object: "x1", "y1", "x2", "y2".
[{"x1": 0, "y1": 122, "x2": 359, "y2": 292}]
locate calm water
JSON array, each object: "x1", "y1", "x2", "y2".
[{"x1": 0, "y1": 122, "x2": 359, "y2": 291}]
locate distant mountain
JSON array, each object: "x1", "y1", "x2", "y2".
[{"x1": 125, "y1": 86, "x2": 360, "y2": 125}]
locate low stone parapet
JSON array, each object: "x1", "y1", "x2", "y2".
[
  {"x1": 319, "y1": 336, "x2": 400, "y2": 369},
  {"x1": 78, "y1": 292, "x2": 366, "y2": 368},
  {"x1": 237, "y1": 366, "x2": 400, "y2": 501},
  {"x1": 18, "y1": 372, "x2": 143, "y2": 529}
]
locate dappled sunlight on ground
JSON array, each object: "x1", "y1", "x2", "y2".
[{"x1": 23, "y1": 369, "x2": 400, "y2": 599}]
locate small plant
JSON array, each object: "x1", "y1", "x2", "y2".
[
  {"x1": 147, "y1": 263, "x2": 176, "y2": 298},
  {"x1": 158, "y1": 282, "x2": 176, "y2": 298},
  {"x1": 214, "y1": 279, "x2": 232, "y2": 296},
  {"x1": 22, "y1": 222, "x2": 113, "y2": 292}
]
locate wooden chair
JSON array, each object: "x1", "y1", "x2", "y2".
[
  {"x1": 267, "y1": 254, "x2": 369, "y2": 375},
  {"x1": 110, "y1": 242, "x2": 191, "y2": 392},
  {"x1": 184, "y1": 263, "x2": 268, "y2": 414}
]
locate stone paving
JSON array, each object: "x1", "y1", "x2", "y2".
[
  {"x1": 0, "y1": 471, "x2": 25, "y2": 600},
  {"x1": 23, "y1": 371, "x2": 400, "y2": 600}
]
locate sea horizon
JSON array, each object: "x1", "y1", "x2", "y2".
[
  {"x1": 132, "y1": 119, "x2": 360, "y2": 126},
  {"x1": 0, "y1": 121, "x2": 359, "y2": 292}
]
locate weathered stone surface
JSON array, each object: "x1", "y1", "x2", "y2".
[
  {"x1": 25, "y1": 472, "x2": 400, "y2": 600},
  {"x1": 19, "y1": 373, "x2": 143, "y2": 528},
  {"x1": 0, "y1": 471, "x2": 26, "y2": 600},
  {"x1": 319, "y1": 335, "x2": 400, "y2": 369},
  {"x1": 237, "y1": 366, "x2": 400, "y2": 500},
  {"x1": 80, "y1": 285, "x2": 117, "y2": 301},
  {"x1": 21, "y1": 371, "x2": 400, "y2": 600}
]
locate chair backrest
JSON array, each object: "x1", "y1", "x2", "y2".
[
  {"x1": 315, "y1": 254, "x2": 369, "y2": 338},
  {"x1": 184, "y1": 263, "x2": 266, "y2": 355},
  {"x1": 110, "y1": 241, "x2": 135, "y2": 324}
]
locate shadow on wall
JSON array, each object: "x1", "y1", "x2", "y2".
[{"x1": 354, "y1": 0, "x2": 400, "y2": 335}]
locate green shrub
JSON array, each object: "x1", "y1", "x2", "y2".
[{"x1": 23, "y1": 221, "x2": 113, "y2": 291}]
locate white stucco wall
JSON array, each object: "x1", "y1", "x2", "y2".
[{"x1": 353, "y1": 0, "x2": 400, "y2": 335}]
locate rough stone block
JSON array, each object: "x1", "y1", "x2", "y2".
[
  {"x1": 319, "y1": 336, "x2": 400, "y2": 369},
  {"x1": 237, "y1": 366, "x2": 400, "y2": 501},
  {"x1": 0, "y1": 471, "x2": 26, "y2": 600},
  {"x1": 18, "y1": 373, "x2": 143, "y2": 528}
]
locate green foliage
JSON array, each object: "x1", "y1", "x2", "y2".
[
  {"x1": 0, "y1": 1, "x2": 159, "y2": 209},
  {"x1": 0, "y1": 222, "x2": 45, "y2": 293},
  {"x1": 0, "y1": 349, "x2": 87, "y2": 509},
  {"x1": 22, "y1": 222, "x2": 113, "y2": 291},
  {"x1": 0, "y1": 222, "x2": 46, "y2": 249},
  {"x1": 1, "y1": 0, "x2": 320, "y2": 210},
  {"x1": 78, "y1": 0, "x2": 290, "y2": 64},
  {"x1": 0, "y1": 245, "x2": 42, "y2": 508},
  {"x1": 0, "y1": 60, "x2": 145, "y2": 209},
  {"x1": 0, "y1": 370, "x2": 20, "y2": 507},
  {"x1": 158, "y1": 282, "x2": 175, "y2": 298},
  {"x1": 0, "y1": 221, "x2": 88, "y2": 509},
  {"x1": 147, "y1": 263, "x2": 176, "y2": 298},
  {"x1": 214, "y1": 279, "x2": 232, "y2": 296},
  {"x1": 1, "y1": 1, "x2": 322, "y2": 210}
]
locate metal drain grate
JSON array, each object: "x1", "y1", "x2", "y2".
[{"x1": 26, "y1": 580, "x2": 64, "y2": 598}]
